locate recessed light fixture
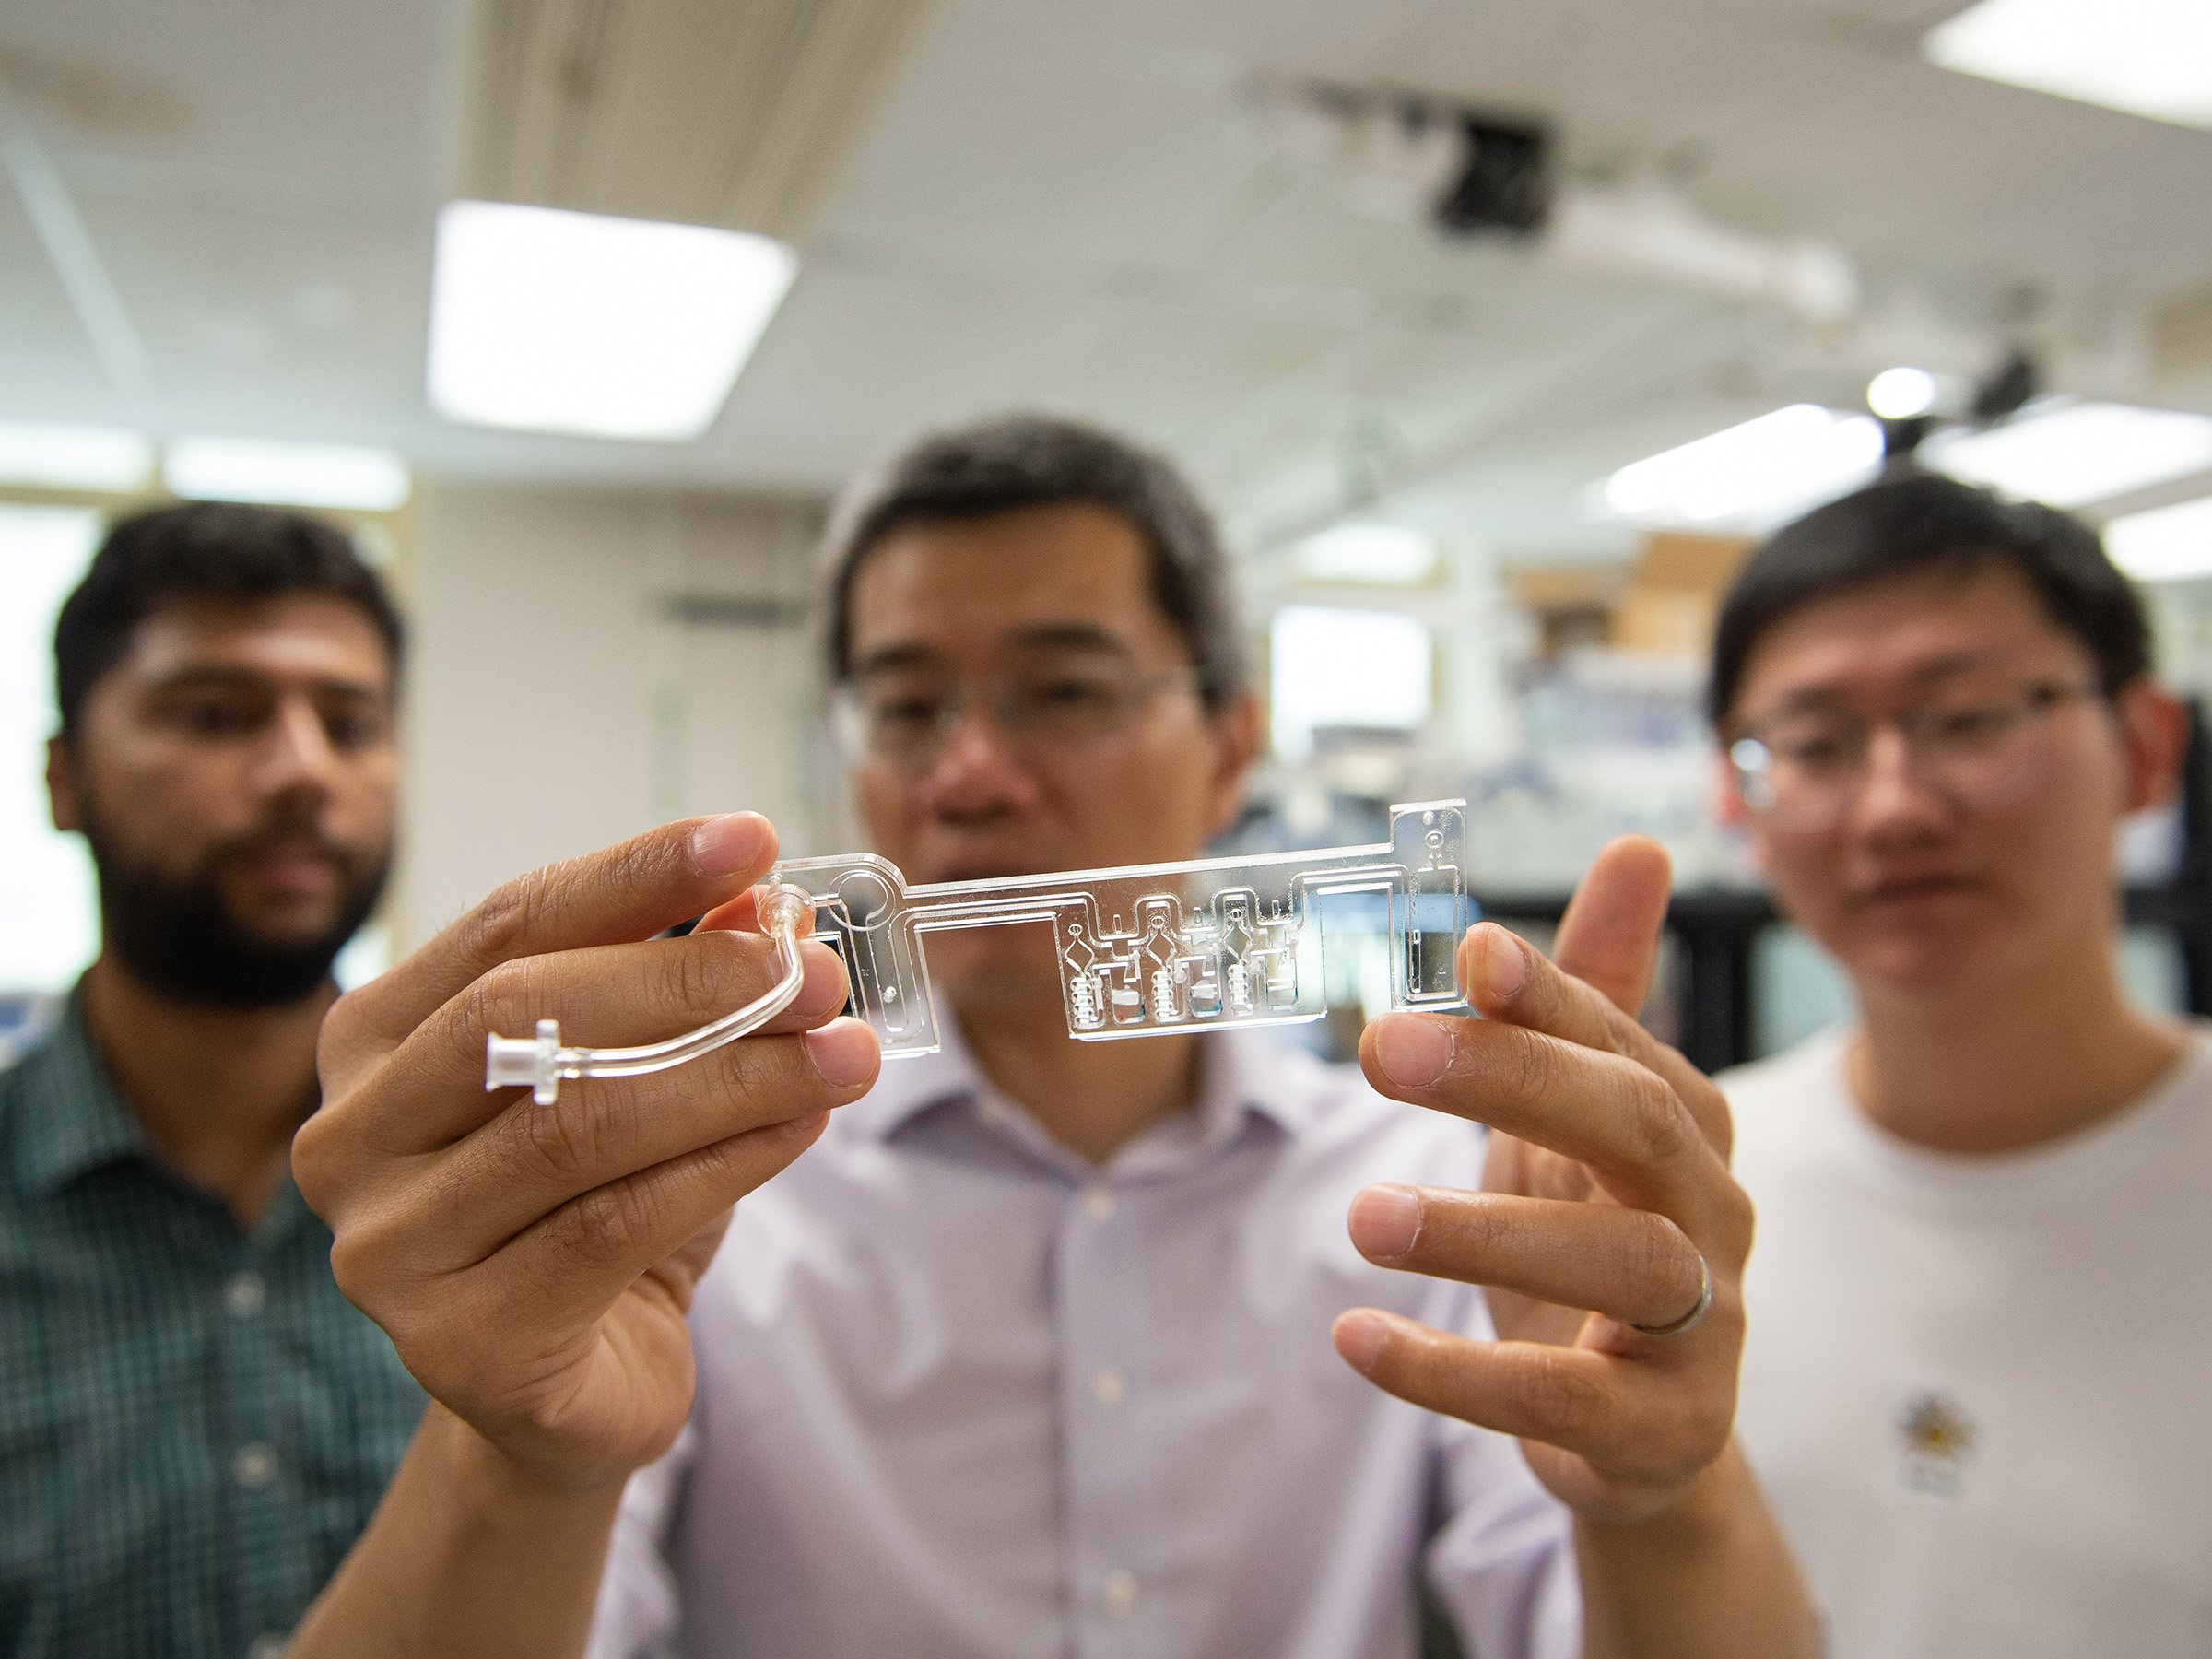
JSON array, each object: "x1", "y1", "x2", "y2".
[
  {"x1": 1922, "y1": 399, "x2": 2212, "y2": 508},
  {"x1": 1293, "y1": 523, "x2": 1440, "y2": 585},
  {"x1": 163, "y1": 437, "x2": 412, "y2": 512},
  {"x1": 0, "y1": 422, "x2": 154, "y2": 491},
  {"x1": 1594, "y1": 406, "x2": 1884, "y2": 530},
  {"x1": 427, "y1": 200, "x2": 799, "y2": 442},
  {"x1": 1924, "y1": 0, "x2": 2212, "y2": 131},
  {"x1": 1866, "y1": 367, "x2": 1939, "y2": 421},
  {"x1": 2105, "y1": 495, "x2": 2212, "y2": 582}
]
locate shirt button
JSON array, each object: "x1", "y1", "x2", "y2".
[
  {"x1": 1091, "y1": 1366, "x2": 1127, "y2": 1407},
  {"x1": 247, "y1": 1635, "x2": 288, "y2": 1659},
  {"x1": 1083, "y1": 1185, "x2": 1115, "y2": 1221},
  {"x1": 231, "y1": 1443, "x2": 278, "y2": 1489},
  {"x1": 1100, "y1": 1568, "x2": 1138, "y2": 1618},
  {"x1": 225, "y1": 1271, "x2": 268, "y2": 1318}
]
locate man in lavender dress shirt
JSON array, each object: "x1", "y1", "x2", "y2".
[{"x1": 288, "y1": 418, "x2": 1813, "y2": 1657}]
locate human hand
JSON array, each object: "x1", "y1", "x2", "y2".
[
  {"x1": 293, "y1": 813, "x2": 878, "y2": 1494},
  {"x1": 1332, "y1": 835, "x2": 1751, "y2": 1524}
]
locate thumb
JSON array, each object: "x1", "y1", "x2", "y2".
[
  {"x1": 1551, "y1": 834, "x2": 1672, "y2": 1018},
  {"x1": 332, "y1": 812, "x2": 782, "y2": 1050}
]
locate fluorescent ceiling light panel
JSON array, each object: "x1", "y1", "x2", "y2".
[
  {"x1": 1294, "y1": 523, "x2": 1439, "y2": 585},
  {"x1": 1923, "y1": 400, "x2": 2212, "y2": 508},
  {"x1": 163, "y1": 438, "x2": 412, "y2": 512},
  {"x1": 1596, "y1": 406, "x2": 1883, "y2": 529},
  {"x1": 1925, "y1": 0, "x2": 2212, "y2": 130},
  {"x1": 0, "y1": 422, "x2": 154, "y2": 491},
  {"x1": 2106, "y1": 495, "x2": 2212, "y2": 582},
  {"x1": 428, "y1": 201, "x2": 798, "y2": 441}
]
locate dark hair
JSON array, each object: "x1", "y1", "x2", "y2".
[
  {"x1": 1709, "y1": 472, "x2": 2149, "y2": 724},
  {"x1": 819, "y1": 414, "x2": 1250, "y2": 708},
  {"x1": 54, "y1": 501, "x2": 404, "y2": 736}
]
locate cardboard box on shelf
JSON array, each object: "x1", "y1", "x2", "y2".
[
  {"x1": 1610, "y1": 584, "x2": 1723, "y2": 657},
  {"x1": 1634, "y1": 531, "x2": 1757, "y2": 594},
  {"x1": 1606, "y1": 531, "x2": 1755, "y2": 660},
  {"x1": 1510, "y1": 567, "x2": 1616, "y2": 657}
]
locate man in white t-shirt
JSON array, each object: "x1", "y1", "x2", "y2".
[{"x1": 1707, "y1": 471, "x2": 2212, "y2": 1655}]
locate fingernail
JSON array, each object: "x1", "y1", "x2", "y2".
[
  {"x1": 690, "y1": 812, "x2": 771, "y2": 879},
  {"x1": 1333, "y1": 1309, "x2": 1389, "y2": 1374},
  {"x1": 1348, "y1": 1184, "x2": 1422, "y2": 1258},
  {"x1": 1373, "y1": 1015, "x2": 1453, "y2": 1088},
  {"x1": 1481, "y1": 925, "x2": 1528, "y2": 1002},
  {"x1": 804, "y1": 1018, "x2": 879, "y2": 1089}
]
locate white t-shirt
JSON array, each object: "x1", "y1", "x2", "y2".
[{"x1": 1725, "y1": 1026, "x2": 2212, "y2": 1658}]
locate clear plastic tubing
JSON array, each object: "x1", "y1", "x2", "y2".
[{"x1": 484, "y1": 884, "x2": 813, "y2": 1105}]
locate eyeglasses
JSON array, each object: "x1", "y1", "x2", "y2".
[
  {"x1": 1728, "y1": 679, "x2": 2103, "y2": 832},
  {"x1": 836, "y1": 657, "x2": 1200, "y2": 771}
]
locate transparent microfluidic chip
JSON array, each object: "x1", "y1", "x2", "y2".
[
  {"x1": 487, "y1": 799, "x2": 1475, "y2": 1100},
  {"x1": 769, "y1": 797, "x2": 1474, "y2": 1059}
]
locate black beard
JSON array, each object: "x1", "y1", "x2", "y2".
[{"x1": 82, "y1": 804, "x2": 392, "y2": 1010}]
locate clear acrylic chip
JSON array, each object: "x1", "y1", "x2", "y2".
[
  {"x1": 769, "y1": 797, "x2": 1475, "y2": 1059},
  {"x1": 487, "y1": 799, "x2": 1477, "y2": 1100}
]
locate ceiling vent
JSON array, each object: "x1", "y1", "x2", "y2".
[{"x1": 463, "y1": 0, "x2": 936, "y2": 241}]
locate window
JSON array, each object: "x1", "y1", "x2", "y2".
[
  {"x1": 1268, "y1": 605, "x2": 1433, "y2": 760},
  {"x1": 0, "y1": 505, "x2": 101, "y2": 994}
]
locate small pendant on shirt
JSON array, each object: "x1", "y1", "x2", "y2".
[{"x1": 1897, "y1": 1391, "x2": 1977, "y2": 1496}]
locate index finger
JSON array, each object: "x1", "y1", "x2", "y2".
[
  {"x1": 1362, "y1": 1012, "x2": 1724, "y2": 1230},
  {"x1": 1457, "y1": 922, "x2": 1730, "y2": 1158},
  {"x1": 333, "y1": 813, "x2": 782, "y2": 1052}
]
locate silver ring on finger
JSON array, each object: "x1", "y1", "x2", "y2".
[{"x1": 1630, "y1": 1254, "x2": 1712, "y2": 1338}]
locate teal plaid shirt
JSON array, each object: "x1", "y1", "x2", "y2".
[{"x1": 0, "y1": 996, "x2": 426, "y2": 1658}]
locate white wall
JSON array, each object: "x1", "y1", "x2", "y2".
[{"x1": 399, "y1": 482, "x2": 827, "y2": 951}]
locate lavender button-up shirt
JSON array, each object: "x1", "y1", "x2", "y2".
[{"x1": 588, "y1": 1021, "x2": 1578, "y2": 1659}]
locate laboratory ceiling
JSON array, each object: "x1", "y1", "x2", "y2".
[{"x1": 3, "y1": 0, "x2": 2209, "y2": 562}]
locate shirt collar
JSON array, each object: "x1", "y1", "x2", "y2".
[
  {"x1": 1190, "y1": 1026, "x2": 1326, "y2": 1139},
  {"x1": 839, "y1": 1004, "x2": 1330, "y2": 1150},
  {"x1": 8, "y1": 990, "x2": 152, "y2": 1200}
]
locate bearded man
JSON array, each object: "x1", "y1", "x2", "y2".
[{"x1": 0, "y1": 502, "x2": 425, "y2": 1658}]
